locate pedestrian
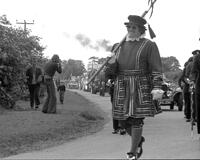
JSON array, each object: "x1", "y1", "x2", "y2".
[
  {"x1": 108, "y1": 78, "x2": 127, "y2": 135},
  {"x1": 108, "y1": 79, "x2": 119, "y2": 133},
  {"x1": 178, "y1": 63, "x2": 189, "y2": 119},
  {"x1": 57, "y1": 80, "x2": 66, "y2": 104},
  {"x1": 191, "y1": 49, "x2": 200, "y2": 134},
  {"x1": 185, "y1": 56, "x2": 196, "y2": 123},
  {"x1": 105, "y1": 15, "x2": 163, "y2": 159},
  {"x1": 105, "y1": 43, "x2": 126, "y2": 135},
  {"x1": 42, "y1": 54, "x2": 62, "y2": 114},
  {"x1": 26, "y1": 57, "x2": 43, "y2": 109},
  {"x1": 178, "y1": 59, "x2": 192, "y2": 121},
  {"x1": 99, "y1": 81, "x2": 105, "y2": 96}
]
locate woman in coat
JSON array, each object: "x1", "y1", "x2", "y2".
[{"x1": 42, "y1": 54, "x2": 62, "y2": 114}]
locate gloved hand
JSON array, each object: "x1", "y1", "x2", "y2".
[{"x1": 151, "y1": 88, "x2": 164, "y2": 100}]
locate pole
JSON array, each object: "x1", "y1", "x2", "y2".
[
  {"x1": 86, "y1": 0, "x2": 157, "y2": 85},
  {"x1": 16, "y1": 20, "x2": 34, "y2": 31}
]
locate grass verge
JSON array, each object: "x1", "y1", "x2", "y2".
[{"x1": 0, "y1": 90, "x2": 108, "y2": 158}]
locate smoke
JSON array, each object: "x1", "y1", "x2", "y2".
[
  {"x1": 62, "y1": 32, "x2": 70, "y2": 38},
  {"x1": 96, "y1": 39, "x2": 112, "y2": 51},
  {"x1": 75, "y1": 33, "x2": 112, "y2": 52},
  {"x1": 75, "y1": 34, "x2": 91, "y2": 47}
]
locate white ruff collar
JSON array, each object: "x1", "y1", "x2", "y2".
[{"x1": 126, "y1": 34, "x2": 145, "y2": 42}]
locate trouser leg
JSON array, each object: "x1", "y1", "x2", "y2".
[
  {"x1": 28, "y1": 85, "x2": 34, "y2": 108},
  {"x1": 47, "y1": 80, "x2": 57, "y2": 113},
  {"x1": 59, "y1": 92, "x2": 62, "y2": 102},
  {"x1": 195, "y1": 91, "x2": 200, "y2": 134},
  {"x1": 42, "y1": 82, "x2": 50, "y2": 113},
  {"x1": 34, "y1": 84, "x2": 40, "y2": 106},
  {"x1": 184, "y1": 92, "x2": 191, "y2": 119},
  {"x1": 60, "y1": 91, "x2": 64, "y2": 103},
  {"x1": 113, "y1": 119, "x2": 119, "y2": 131},
  {"x1": 192, "y1": 92, "x2": 196, "y2": 121}
]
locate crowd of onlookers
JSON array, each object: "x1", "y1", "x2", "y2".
[
  {"x1": 178, "y1": 49, "x2": 200, "y2": 134},
  {"x1": 25, "y1": 54, "x2": 63, "y2": 114}
]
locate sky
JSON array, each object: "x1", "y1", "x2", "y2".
[{"x1": 1, "y1": 0, "x2": 200, "y2": 69}]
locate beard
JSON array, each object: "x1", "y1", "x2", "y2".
[{"x1": 127, "y1": 32, "x2": 141, "y2": 39}]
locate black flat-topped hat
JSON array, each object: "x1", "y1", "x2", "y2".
[
  {"x1": 192, "y1": 50, "x2": 200, "y2": 55},
  {"x1": 124, "y1": 15, "x2": 147, "y2": 26}
]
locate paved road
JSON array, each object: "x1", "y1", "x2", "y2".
[{"x1": 6, "y1": 90, "x2": 200, "y2": 159}]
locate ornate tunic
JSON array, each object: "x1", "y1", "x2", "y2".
[{"x1": 111, "y1": 38, "x2": 163, "y2": 120}]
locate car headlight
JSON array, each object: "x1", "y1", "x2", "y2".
[{"x1": 167, "y1": 91, "x2": 173, "y2": 96}]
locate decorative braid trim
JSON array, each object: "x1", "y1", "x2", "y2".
[{"x1": 136, "y1": 40, "x2": 149, "y2": 70}]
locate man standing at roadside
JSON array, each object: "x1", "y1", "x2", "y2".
[
  {"x1": 185, "y1": 57, "x2": 195, "y2": 122},
  {"x1": 26, "y1": 57, "x2": 42, "y2": 109},
  {"x1": 191, "y1": 49, "x2": 200, "y2": 134}
]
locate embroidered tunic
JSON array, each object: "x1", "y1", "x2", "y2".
[{"x1": 112, "y1": 38, "x2": 163, "y2": 120}]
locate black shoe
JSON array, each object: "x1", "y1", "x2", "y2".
[
  {"x1": 112, "y1": 130, "x2": 119, "y2": 134},
  {"x1": 120, "y1": 129, "x2": 126, "y2": 135},
  {"x1": 136, "y1": 136, "x2": 145, "y2": 159},
  {"x1": 186, "y1": 119, "x2": 190, "y2": 122},
  {"x1": 42, "y1": 110, "x2": 47, "y2": 113},
  {"x1": 191, "y1": 121, "x2": 196, "y2": 126},
  {"x1": 127, "y1": 152, "x2": 137, "y2": 160}
]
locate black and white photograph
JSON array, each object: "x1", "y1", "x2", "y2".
[{"x1": 0, "y1": 0, "x2": 200, "y2": 159}]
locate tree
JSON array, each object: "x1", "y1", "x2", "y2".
[
  {"x1": 88, "y1": 56, "x2": 99, "y2": 72},
  {"x1": 89, "y1": 56, "x2": 99, "y2": 63},
  {"x1": 0, "y1": 15, "x2": 45, "y2": 99},
  {"x1": 161, "y1": 56, "x2": 182, "y2": 83},
  {"x1": 165, "y1": 70, "x2": 182, "y2": 83},
  {"x1": 98, "y1": 57, "x2": 107, "y2": 64},
  {"x1": 161, "y1": 56, "x2": 181, "y2": 72},
  {"x1": 57, "y1": 59, "x2": 86, "y2": 80}
]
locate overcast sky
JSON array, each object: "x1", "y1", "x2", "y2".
[{"x1": 1, "y1": 0, "x2": 200, "y2": 68}]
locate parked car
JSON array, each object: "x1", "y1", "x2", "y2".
[
  {"x1": 158, "y1": 83, "x2": 183, "y2": 111},
  {"x1": 68, "y1": 81, "x2": 79, "y2": 89}
]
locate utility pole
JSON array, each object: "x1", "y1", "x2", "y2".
[{"x1": 16, "y1": 20, "x2": 34, "y2": 31}]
